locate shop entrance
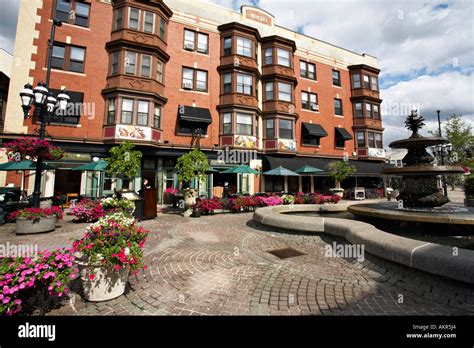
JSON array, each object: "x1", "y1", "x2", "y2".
[
  {"x1": 213, "y1": 172, "x2": 237, "y2": 197},
  {"x1": 54, "y1": 169, "x2": 82, "y2": 198}
]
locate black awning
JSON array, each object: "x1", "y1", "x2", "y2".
[
  {"x1": 178, "y1": 105, "x2": 212, "y2": 124},
  {"x1": 262, "y1": 155, "x2": 389, "y2": 177},
  {"x1": 335, "y1": 127, "x2": 353, "y2": 140},
  {"x1": 302, "y1": 123, "x2": 328, "y2": 137}
]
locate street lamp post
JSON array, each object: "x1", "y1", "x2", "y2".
[
  {"x1": 18, "y1": 19, "x2": 70, "y2": 208},
  {"x1": 431, "y1": 143, "x2": 453, "y2": 197}
]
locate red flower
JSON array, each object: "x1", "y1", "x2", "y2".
[{"x1": 88, "y1": 274, "x2": 95, "y2": 281}]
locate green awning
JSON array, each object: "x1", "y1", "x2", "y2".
[
  {"x1": 72, "y1": 160, "x2": 107, "y2": 172},
  {"x1": 221, "y1": 164, "x2": 259, "y2": 174},
  {"x1": 295, "y1": 165, "x2": 324, "y2": 174},
  {"x1": 0, "y1": 160, "x2": 57, "y2": 171},
  {"x1": 263, "y1": 166, "x2": 299, "y2": 176}
]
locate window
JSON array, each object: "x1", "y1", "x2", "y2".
[
  {"x1": 352, "y1": 74, "x2": 360, "y2": 88},
  {"x1": 224, "y1": 37, "x2": 232, "y2": 56},
  {"x1": 153, "y1": 104, "x2": 161, "y2": 128},
  {"x1": 137, "y1": 101, "x2": 149, "y2": 126},
  {"x1": 236, "y1": 37, "x2": 252, "y2": 57},
  {"x1": 51, "y1": 43, "x2": 85, "y2": 73},
  {"x1": 354, "y1": 102, "x2": 363, "y2": 118},
  {"x1": 121, "y1": 99, "x2": 133, "y2": 124},
  {"x1": 125, "y1": 51, "x2": 137, "y2": 75},
  {"x1": 75, "y1": 2, "x2": 90, "y2": 27},
  {"x1": 184, "y1": 29, "x2": 195, "y2": 50},
  {"x1": 196, "y1": 70, "x2": 208, "y2": 92},
  {"x1": 335, "y1": 135, "x2": 345, "y2": 148},
  {"x1": 182, "y1": 68, "x2": 208, "y2": 91},
  {"x1": 55, "y1": 0, "x2": 90, "y2": 27},
  {"x1": 334, "y1": 98, "x2": 343, "y2": 115},
  {"x1": 236, "y1": 113, "x2": 252, "y2": 135},
  {"x1": 356, "y1": 132, "x2": 365, "y2": 147},
  {"x1": 265, "y1": 82, "x2": 274, "y2": 100},
  {"x1": 279, "y1": 119, "x2": 293, "y2": 139},
  {"x1": 278, "y1": 82, "x2": 291, "y2": 102},
  {"x1": 265, "y1": 48, "x2": 273, "y2": 65},
  {"x1": 110, "y1": 52, "x2": 119, "y2": 75},
  {"x1": 368, "y1": 132, "x2": 375, "y2": 148},
  {"x1": 156, "y1": 60, "x2": 164, "y2": 83},
  {"x1": 197, "y1": 33, "x2": 209, "y2": 53},
  {"x1": 114, "y1": 8, "x2": 124, "y2": 30},
  {"x1": 223, "y1": 73, "x2": 232, "y2": 94},
  {"x1": 265, "y1": 119, "x2": 275, "y2": 138},
  {"x1": 51, "y1": 44, "x2": 65, "y2": 69},
  {"x1": 375, "y1": 133, "x2": 383, "y2": 148},
  {"x1": 182, "y1": 67, "x2": 194, "y2": 89},
  {"x1": 373, "y1": 104, "x2": 380, "y2": 119},
  {"x1": 129, "y1": 8, "x2": 139, "y2": 30},
  {"x1": 301, "y1": 92, "x2": 318, "y2": 111},
  {"x1": 144, "y1": 12, "x2": 154, "y2": 33},
  {"x1": 49, "y1": 89, "x2": 83, "y2": 124},
  {"x1": 363, "y1": 75, "x2": 370, "y2": 89},
  {"x1": 332, "y1": 70, "x2": 341, "y2": 86},
  {"x1": 371, "y1": 76, "x2": 378, "y2": 91},
  {"x1": 365, "y1": 103, "x2": 372, "y2": 118},
  {"x1": 237, "y1": 73, "x2": 252, "y2": 95},
  {"x1": 277, "y1": 48, "x2": 290, "y2": 67},
  {"x1": 223, "y1": 113, "x2": 232, "y2": 134},
  {"x1": 141, "y1": 55, "x2": 151, "y2": 77},
  {"x1": 302, "y1": 133, "x2": 321, "y2": 146},
  {"x1": 159, "y1": 18, "x2": 166, "y2": 39},
  {"x1": 107, "y1": 99, "x2": 115, "y2": 124},
  {"x1": 300, "y1": 61, "x2": 316, "y2": 80},
  {"x1": 69, "y1": 46, "x2": 85, "y2": 72}
]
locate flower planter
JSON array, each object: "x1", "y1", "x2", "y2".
[
  {"x1": 15, "y1": 216, "x2": 57, "y2": 234},
  {"x1": 78, "y1": 261, "x2": 129, "y2": 302}
]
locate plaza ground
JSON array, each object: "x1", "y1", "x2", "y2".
[{"x1": 0, "y1": 190, "x2": 473, "y2": 315}]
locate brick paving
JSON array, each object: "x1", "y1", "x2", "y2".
[{"x1": 0, "y1": 211, "x2": 473, "y2": 316}]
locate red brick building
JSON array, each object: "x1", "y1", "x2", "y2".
[{"x1": 2, "y1": 0, "x2": 386, "y2": 201}]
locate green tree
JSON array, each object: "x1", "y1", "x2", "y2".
[
  {"x1": 105, "y1": 141, "x2": 142, "y2": 179},
  {"x1": 327, "y1": 160, "x2": 356, "y2": 188},
  {"x1": 175, "y1": 148, "x2": 209, "y2": 187},
  {"x1": 429, "y1": 114, "x2": 474, "y2": 167}
]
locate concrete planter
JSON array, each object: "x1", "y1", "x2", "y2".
[
  {"x1": 330, "y1": 188, "x2": 344, "y2": 198},
  {"x1": 15, "y1": 216, "x2": 57, "y2": 234},
  {"x1": 78, "y1": 261, "x2": 129, "y2": 302}
]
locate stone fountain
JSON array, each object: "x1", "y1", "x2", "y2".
[
  {"x1": 382, "y1": 110, "x2": 464, "y2": 208},
  {"x1": 348, "y1": 111, "x2": 473, "y2": 235}
]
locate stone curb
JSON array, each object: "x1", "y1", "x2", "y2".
[{"x1": 253, "y1": 205, "x2": 474, "y2": 284}]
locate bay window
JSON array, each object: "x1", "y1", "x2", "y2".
[
  {"x1": 373, "y1": 104, "x2": 380, "y2": 119},
  {"x1": 279, "y1": 119, "x2": 293, "y2": 139},
  {"x1": 277, "y1": 48, "x2": 290, "y2": 67},
  {"x1": 265, "y1": 48, "x2": 273, "y2": 65},
  {"x1": 278, "y1": 82, "x2": 291, "y2": 102},
  {"x1": 352, "y1": 74, "x2": 361, "y2": 88},
  {"x1": 125, "y1": 51, "x2": 137, "y2": 75},
  {"x1": 129, "y1": 8, "x2": 139, "y2": 30},
  {"x1": 224, "y1": 37, "x2": 232, "y2": 56},
  {"x1": 356, "y1": 132, "x2": 365, "y2": 147},
  {"x1": 111, "y1": 52, "x2": 119, "y2": 75},
  {"x1": 363, "y1": 75, "x2": 370, "y2": 89},
  {"x1": 223, "y1": 73, "x2": 232, "y2": 94},
  {"x1": 156, "y1": 60, "x2": 163, "y2": 83},
  {"x1": 265, "y1": 82, "x2": 274, "y2": 100},
  {"x1": 236, "y1": 113, "x2": 252, "y2": 135},
  {"x1": 265, "y1": 119, "x2": 275, "y2": 138},
  {"x1": 365, "y1": 103, "x2": 372, "y2": 118},
  {"x1": 154, "y1": 104, "x2": 161, "y2": 128},
  {"x1": 144, "y1": 12, "x2": 154, "y2": 33},
  {"x1": 237, "y1": 73, "x2": 252, "y2": 95},
  {"x1": 236, "y1": 37, "x2": 252, "y2": 57},
  {"x1": 107, "y1": 99, "x2": 115, "y2": 124},
  {"x1": 354, "y1": 102, "x2": 363, "y2": 117},
  {"x1": 121, "y1": 99, "x2": 134, "y2": 124},
  {"x1": 368, "y1": 132, "x2": 375, "y2": 148},
  {"x1": 137, "y1": 101, "x2": 149, "y2": 126},
  {"x1": 223, "y1": 113, "x2": 232, "y2": 134},
  {"x1": 375, "y1": 133, "x2": 383, "y2": 148},
  {"x1": 141, "y1": 55, "x2": 151, "y2": 78}
]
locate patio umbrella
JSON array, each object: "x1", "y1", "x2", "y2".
[
  {"x1": 205, "y1": 167, "x2": 220, "y2": 174},
  {"x1": 0, "y1": 160, "x2": 57, "y2": 192},
  {"x1": 72, "y1": 160, "x2": 107, "y2": 197},
  {"x1": 263, "y1": 166, "x2": 299, "y2": 176},
  {"x1": 221, "y1": 164, "x2": 259, "y2": 175},
  {"x1": 295, "y1": 165, "x2": 324, "y2": 175},
  {"x1": 72, "y1": 160, "x2": 107, "y2": 172}
]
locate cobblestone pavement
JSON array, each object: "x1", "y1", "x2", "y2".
[{"x1": 0, "y1": 211, "x2": 473, "y2": 316}]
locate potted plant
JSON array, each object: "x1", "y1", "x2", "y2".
[
  {"x1": 175, "y1": 149, "x2": 209, "y2": 216},
  {"x1": 8, "y1": 207, "x2": 63, "y2": 234},
  {"x1": 105, "y1": 141, "x2": 142, "y2": 191},
  {"x1": 72, "y1": 212, "x2": 149, "y2": 302},
  {"x1": 101, "y1": 197, "x2": 135, "y2": 216},
  {"x1": 464, "y1": 175, "x2": 474, "y2": 207},
  {"x1": 4, "y1": 138, "x2": 64, "y2": 161},
  {"x1": 70, "y1": 199, "x2": 105, "y2": 223},
  {"x1": 327, "y1": 160, "x2": 356, "y2": 198}
]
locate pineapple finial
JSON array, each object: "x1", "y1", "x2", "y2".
[{"x1": 405, "y1": 110, "x2": 425, "y2": 136}]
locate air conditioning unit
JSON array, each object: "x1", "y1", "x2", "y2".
[
  {"x1": 310, "y1": 104, "x2": 319, "y2": 111},
  {"x1": 182, "y1": 82, "x2": 193, "y2": 90},
  {"x1": 184, "y1": 42, "x2": 195, "y2": 51}
]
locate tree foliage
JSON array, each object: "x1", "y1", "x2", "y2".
[
  {"x1": 175, "y1": 148, "x2": 209, "y2": 186},
  {"x1": 105, "y1": 141, "x2": 142, "y2": 178},
  {"x1": 327, "y1": 160, "x2": 357, "y2": 188},
  {"x1": 444, "y1": 114, "x2": 473, "y2": 167}
]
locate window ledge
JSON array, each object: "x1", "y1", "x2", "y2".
[
  {"x1": 181, "y1": 49, "x2": 209, "y2": 56},
  {"x1": 176, "y1": 133, "x2": 209, "y2": 138},
  {"x1": 332, "y1": 85, "x2": 342, "y2": 89},
  {"x1": 179, "y1": 89, "x2": 209, "y2": 95},
  {"x1": 300, "y1": 77, "x2": 318, "y2": 83},
  {"x1": 301, "y1": 144, "x2": 321, "y2": 148},
  {"x1": 43, "y1": 67, "x2": 86, "y2": 77},
  {"x1": 301, "y1": 109, "x2": 320, "y2": 114},
  {"x1": 48, "y1": 19, "x2": 90, "y2": 31},
  {"x1": 334, "y1": 115, "x2": 344, "y2": 118}
]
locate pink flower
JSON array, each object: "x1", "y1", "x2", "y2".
[{"x1": 2, "y1": 297, "x2": 10, "y2": 304}]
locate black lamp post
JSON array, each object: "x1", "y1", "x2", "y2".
[{"x1": 18, "y1": 19, "x2": 70, "y2": 208}]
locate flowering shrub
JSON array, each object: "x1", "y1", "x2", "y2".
[
  {"x1": 101, "y1": 197, "x2": 135, "y2": 216},
  {"x1": 4, "y1": 138, "x2": 64, "y2": 161},
  {"x1": 72, "y1": 212, "x2": 149, "y2": 276},
  {"x1": 8, "y1": 207, "x2": 63, "y2": 223},
  {"x1": 320, "y1": 195, "x2": 342, "y2": 204},
  {"x1": 260, "y1": 196, "x2": 284, "y2": 206},
  {"x1": 70, "y1": 199, "x2": 105, "y2": 223},
  {"x1": 0, "y1": 248, "x2": 79, "y2": 315},
  {"x1": 194, "y1": 197, "x2": 222, "y2": 214},
  {"x1": 281, "y1": 194, "x2": 295, "y2": 204},
  {"x1": 164, "y1": 188, "x2": 179, "y2": 205}
]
